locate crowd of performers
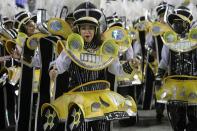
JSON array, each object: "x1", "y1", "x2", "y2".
[{"x1": 0, "y1": 1, "x2": 197, "y2": 131}]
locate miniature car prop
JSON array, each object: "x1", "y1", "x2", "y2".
[{"x1": 41, "y1": 80, "x2": 137, "y2": 131}]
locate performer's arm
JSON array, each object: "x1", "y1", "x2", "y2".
[
  {"x1": 108, "y1": 46, "x2": 139, "y2": 76},
  {"x1": 49, "y1": 51, "x2": 71, "y2": 74}
]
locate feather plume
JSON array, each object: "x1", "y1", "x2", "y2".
[
  {"x1": 0, "y1": 0, "x2": 196, "y2": 22},
  {"x1": 0, "y1": 0, "x2": 26, "y2": 18},
  {"x1": 35, "y1": 0, "x2": 101, "y2": 18}
]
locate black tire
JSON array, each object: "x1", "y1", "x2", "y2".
[
  {"x1": 119, "y1": 115, "x2": 137, "y2": 127},
  {"x1": 66, "y1": 104, "x2": 84, "y2": 131},
  {"x1": 41, "y1": 106, "x2": 59, "y2": 131}
]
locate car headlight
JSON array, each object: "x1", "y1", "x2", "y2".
[
  {"x1": 188, "y1": 92, "x2": 197, "y2": 99},
  {"x1": 126, "y1": 108, "x2": 136, "y2": 116},
  {"x1": 91, "y1": 102, "x2": 101, "y2": 112},
  {"x1": 125, "y1": 99, "x2": 132, "y2": 107}
]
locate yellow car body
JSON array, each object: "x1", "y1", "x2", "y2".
[
  {"x1": 156, "y1": 75, "x2": 197, "y2": 104},
  {"x1": 42, "y1": 80, "x2": 137, "y2": 122}
]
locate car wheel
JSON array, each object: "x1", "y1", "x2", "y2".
[
  {"x1": 66, "y1": 104, "x2": 84, "y2": 131},
  {"x1": 119, "y1": 115, "x2": 138, "y2": 127},
  {"x1": 42, "y1": 106, "x2": 59, "y2": 131}
]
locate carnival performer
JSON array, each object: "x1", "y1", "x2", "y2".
[
  {"x1": 49, "y1": 2, "x2": 138, "y2": 87},
  {"x1": 49, "y1": 1, "x2": 138, "y2": 131},
  {"x1": 146, "y1": 1, "x2": 174, "y2": 121},
  {"x1": 156, "y1": 6, "x2": 197, "y2": 131},
  {"x1": 12, "y1": 11, "x2": 40, "y2": 131},
  {"x1": 105, "y1": 14, "x2": 136, "y2": 92},
  {"x1": 131, "y1": 15, "x2": 155, "y2": 110},
  {"x1": 0, "y1": 16, "x2": 17, "y2": 129}
]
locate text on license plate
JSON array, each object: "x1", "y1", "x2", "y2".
[{"x1": 105, "y1": 111, "x2": 129, "y2": 121}]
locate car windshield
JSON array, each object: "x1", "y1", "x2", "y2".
[{"x1": 71, "y1": 80, "x2": 110, "y2": 92}]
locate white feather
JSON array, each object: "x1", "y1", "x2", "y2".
[
  {"x1": 35, "y1": 0, "x2": 101, "y2": 18},
  {"x1": 0, "y1": 0, "x2": 196, "y2": 22},
  {"x1": 0, "y1": 0, "x2": 26, "y2": 18},
  {"x1": 100, "y1": 0, "x2": 166, "y2": 22},
  {"x1": 184, "y1": 0, "x2": 197, "y2": 21}
]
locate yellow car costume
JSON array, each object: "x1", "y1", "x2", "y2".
[{"x1": 42, "y1": 80, "x2": 137, "y2": 130}]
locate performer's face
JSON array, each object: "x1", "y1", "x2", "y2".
[
  {"x1": 172, "y1": 19, "x2": 189, "y2": 35},
  {"x1": 26, "y1": 20, "x2": 36, "y2": 36},
  {"x1": 79, "y1": 24, "x2": 96, "y2": 43}
]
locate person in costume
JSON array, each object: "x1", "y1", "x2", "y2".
[
  {"x1": 156, "y1": 6, "x2": 197, "y2": 131},
  {"x1": 0, "y1": 17, "x2": 17, "y2": 63},
  {"x1": 49, "y1": 2, "x2": 138, "y2": 87},
  {"x1": 0, "y1": 16, "x2": 17, "y2": 129},
  {"x1": 12, "y1": 11, "x2": 39, "y2": 131},
  {"x1": 105, "y1": 13, "x2": 136, "y2": 92},
  {"x1": 11, "y1": 11, "x2": 37, "y2": 60},
  {"x1": 131, "y1": 15, "x2": 155, "y2": 110},
  {"x1": 49, "y1": 2, "x2": 138, "y2": 130},
  {"x1": 105, "y1": 13, "x2": 141, "y2": 127},
  {"x1": 146, "y1": 1, "x2": 174, "y2": 121}
]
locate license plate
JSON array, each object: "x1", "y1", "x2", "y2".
[{"x1": 105, "y1": 111, "x2": 129, "y2": 121}]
